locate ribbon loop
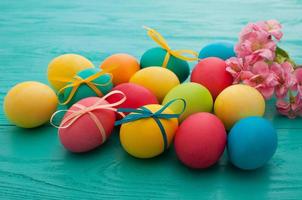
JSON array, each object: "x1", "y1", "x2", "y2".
[
  {"x1": 50, "y1": 90, "x2": 127, "y2": 144},
  {"x1": 143, "y1": 26, "x2": 198, "y2": 68},
  {"x1": 114, "y1": 98, "x2": 186, "y2": 150}
]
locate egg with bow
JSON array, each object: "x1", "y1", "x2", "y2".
[
  {"x1": 140, "y1": 27, "x2": 198, "y2": 83},
  {"x1": 140, "y1": 47, "x2": 190, "y2": 83},
  {"x1": 117, "y1": 99, "x2": 185, "y2": 158},
  {"x1": 59, "y1": 68, "x2": 113, "y2": 107},
  {"x1": 56, "y1": 96, "x2": 117, "y2": 153}
]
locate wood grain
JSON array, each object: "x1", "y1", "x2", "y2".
[{"x1": 1, "y1": 0, "x2": 302, "y2": 199}]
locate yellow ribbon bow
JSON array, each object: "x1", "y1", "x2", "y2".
[
  {"x1": 57, "y1": 65, "x2": 116, "y2": 105},
  {"x1": 143, "y1": 26, "x2": 198, "y2": 68},
  {"x1": 50, "y1": 90, "x2": 126, "y2": 144}
]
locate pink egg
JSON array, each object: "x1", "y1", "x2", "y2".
[
  {"x1": 191, "y1": 57, "x2": 233, "y2": 99},
  {"x1": 106, "y1": 83, "x2": 158, "y2": 112},
  {"x1": 174, "y1": 112, "x2": 227, "y2": 169},
  {"x1": 59, "y1": 97, "x2": 115, "y2": 153}
]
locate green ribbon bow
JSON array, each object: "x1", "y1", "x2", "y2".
[{"x1": 115, "y1": 98, "x2": 186, "y2": 150}]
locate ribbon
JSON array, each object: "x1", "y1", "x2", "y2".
[
  {"x1": 50, "y1": 90, "x2": 126, "y2": 144},
  {"x1": 57, "y1": 65, "x2": 117, "y2": 105},
  {"x1": 143, "y1": 26, "x2": 198, "y2": 68},
  {"x1": 115, "y1": 98, "x2": 186, "y2": 150}
]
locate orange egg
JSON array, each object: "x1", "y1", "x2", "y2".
[{"x1": 100, "y1": 53, "x2": 140, "y2": 85}]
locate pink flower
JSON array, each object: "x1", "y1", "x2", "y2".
[
  {"x1": 294, "y1": 68, "x2": 302, "y2": 95},
  {"x1": 257, "y1": 20, "x2": 283, "y2": 41},
  {"x1": 238, "y1": 23, "x2": 269, "y2": 41},
  {"x1": 235, "y1": 26, "x2": 276, "y2": 62},
  {"x1": 271, "y1": 62, "x2": 296, "y2": 98},
  {"x1": 241, "y1": 61, "x2": 278, "y2": 99},
  {"x1": 225, "y1": 57, "x2": 247, "y2": 83},
  {"x1": 276, "y1": 95, "x2": 302, "y2": 119}
]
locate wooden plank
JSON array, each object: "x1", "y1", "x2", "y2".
[{"x1": 0, "y1": 126, "x2": 301, "y2": 199}]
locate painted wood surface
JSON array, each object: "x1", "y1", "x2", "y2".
[{"x1": 0, "y1": 0, "x2": 302, "y2": 199}]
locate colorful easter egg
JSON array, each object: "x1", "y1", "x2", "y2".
[
  {"x1": 106, "y1": 83, "x2": 158, "y2": 112},
  {"x1": 191, "y1": 57, "x2": 233, "y2": 99},
  {"x1": 162, "y1": 82, "x2": 213, "y2": 121},
  {"x1": 58, "y1": 97, "x2": 116, "y2": 153},
  {"x1": 61, "y1": 68, "x2": 113, "y2": 107},
  {"x1": 119, "y1": 104, "x2": 179, "y2": 158},
  {"x1": 3, "y1": 81, "x2": 58, "y2": 128},
  {"x1": 48, "y1": 54, "x2": 94, "y2": 91},
  {"x1": 214, "y1": 84, "x2": 265, "y2": 130},
  {"x1": 130, "y1": 67, "x2": 180, "y2": 102},
  {"x1": 140, "y1": 47, "x2": 190, "y2": 83},
  {"x1": 228, "y1": 116, "x2": 278, "y2": 170},
  {"x1": 100, "y1": 53, "x2": 140, "y2": 85},
  {"x1": 175, "y1": 113, "x2": 227, "y2": 169},
  {"x1": 199, "y1": 41, "x2": 235, "y2": 60}
]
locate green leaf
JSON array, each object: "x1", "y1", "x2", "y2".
[{"x1": 275, "y1": 46, "x2": 296, "y2": 67}]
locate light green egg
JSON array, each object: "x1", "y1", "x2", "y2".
[{"x1": 162, "y1": 82, "x2": 213, "y2": 121}]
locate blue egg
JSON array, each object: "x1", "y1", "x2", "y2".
[
  {"x1": 62, "y1": 68, "x2": 113, "y2": 107},
  {"x1": 228, "y1": 116, "x2": 278, "y2": 170},
  {"x1": 199, "y1": 41, "x2": 236, "y2": 60}
]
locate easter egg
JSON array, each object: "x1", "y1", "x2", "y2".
[
  {"x1": 214, "y1": 84, "x2": 265, "y2": 130},
  {"x1": 120, "y1": 104, "x2": 178, "y2": 158},
  {"x1": 48, "y1": 54, "x2": 94, "y2": 91},
  {"x1": 62, "y1": 68, "x2": 113, "y2": 107},
  {"x1": 130, "y1": 67, "x2": 180, "y2": 102},
  {"x1": 3, "y1": 81, "x2": 58, "y2": 128},
  {"x1": 228, "y1": 117, "x2": 278, "y2": 170},
  {"x1": 100, "y1": 53, "x2": 140, "y2": 85},
  {"x1": 162, "y1": 82, "x2": 213, "y2": 121},
  {"x1": 59, "y1": 97, "x2": 115, "y2": 153},
  {"x1": 175, "y1": 113, "x2": 227, "y2": 169},
  {"x1": 106, "y1": 83, "x2": 158, "y2": 112},
  {"x1": 199, "y1": 41, "x2": 235, "y2": 60},
  {"x1": 140, "y1": 47, "x2": 190, "y2": 83},
  {"x1": 191, "y1": 57, "x2": 233, "y2": 99}
]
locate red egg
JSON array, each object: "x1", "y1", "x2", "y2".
[
  {"x1": 106, "y1": 83, "x2": 158, "y2": 112},
  {"x1": 174, "y1": 112, "x2": 227, "y2": 169},
  {"x1": 59, "y1": 97, "x2": 115, "y2": 153},
  {"x1": 191, "y1": 57, "x2": 233, "y2": 99}
]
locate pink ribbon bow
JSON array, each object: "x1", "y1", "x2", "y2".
[{"x1": 50, "y1": 90, "x2": 126, "y2": 143}]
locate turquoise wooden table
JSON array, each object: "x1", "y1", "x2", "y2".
[{"x1": 1, "y1": 0, "x2": 302, "y2": 199}]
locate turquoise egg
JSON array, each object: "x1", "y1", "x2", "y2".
[
  {"x1": 199, "y1": 41, "x2": 236, "y2": 60},
  {"x1": 140, "y1": 47, "x2": 189, "y2": 83},
  {"x1": 62, "y1": 68, "x2": 113, "y2": 107},
  {"x1": 228, "y1": 116, "x2": 278, "y2": 170}
]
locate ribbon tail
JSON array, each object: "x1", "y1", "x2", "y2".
[
  {"x1": 171, "y1": 49, "x2": 199, "y2": 61},
  {"x1": 152, "y1": 117, "x2": 168, "y2": 150}
]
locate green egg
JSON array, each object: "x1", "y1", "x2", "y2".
[
  {"x1": 62, "y1": 68, "x2": 113, "y2": 107},
  {"x1": 140, "y1": 47, "x2": 190, "y2": 83},
  {"x1": 162, "y1": 82, "x2": 213, "y2": 121}
]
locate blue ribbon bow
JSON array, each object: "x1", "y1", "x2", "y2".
[{"x1": 115, "y1": 98, "x2": 186, "y2": 150}]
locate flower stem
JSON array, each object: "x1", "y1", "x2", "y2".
[{"x1": 289, "y1": 90, "x2": 295, "y2": 104}]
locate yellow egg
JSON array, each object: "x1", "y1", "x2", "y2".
[
  {"x1": 214, "y1": 84, "x2": 265, "y2": 130},
  {"x1": 130, "y1": 67, "x2": 180, "y2": 102},
  {"x1": 3, "y1": 81, "x2": 58, "y2": 128},
  {"x1": 47, "y1": 54, "x2": 94, "y2": 91},
  {"x1": 120, "y1": 104, "x2": 178, "y2": 158}
]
